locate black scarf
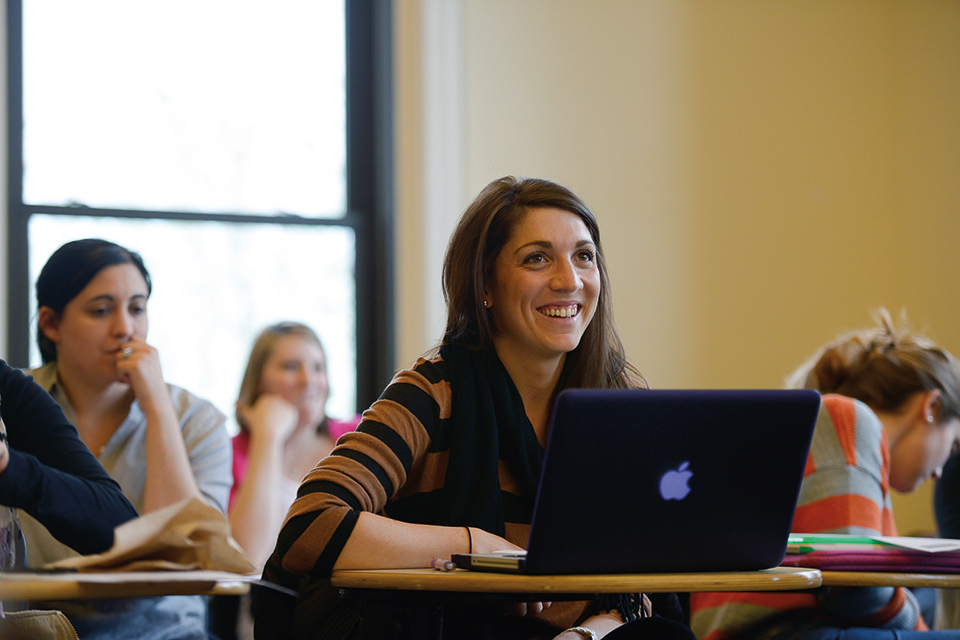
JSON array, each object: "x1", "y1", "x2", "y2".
[{"x1": 438, "y1": 344, "x2": 544, "y2": 537}]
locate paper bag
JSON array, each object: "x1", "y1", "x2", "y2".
[{"x1": 47, "y1": 498, "x2": 257, "y2": 574}]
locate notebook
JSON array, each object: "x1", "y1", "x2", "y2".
[{"x1": 452, "y1": 388, "x2": 820, "y2": 575}]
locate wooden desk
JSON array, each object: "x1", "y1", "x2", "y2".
[
  {"x1": 330, "y1": 565, "x2": 822, "y2": 594},
  {"x1": 819, "y1": 571, "x2": 960, "y2": 589},
  {"x1": 330, "y1": 567, "x2": 822, "y2": 640},
  {"x1": 0, "y1": 570, "x2": 254, "y2": 601}
]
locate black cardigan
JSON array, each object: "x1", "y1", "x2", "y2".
[{"x1": 0, "y1": 359, "x2": 137, "y2": 555}]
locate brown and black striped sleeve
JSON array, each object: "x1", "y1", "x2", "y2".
[{"x1": 276, "y1": 354, "x2": 452, "y2": 577}]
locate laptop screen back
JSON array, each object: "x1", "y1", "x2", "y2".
[{"x1": 521, "y1": 388, "x2": 820, "y2": 575}]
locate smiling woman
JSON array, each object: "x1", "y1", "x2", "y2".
[
  {"x1": 484, "y1": 207, "x2": 602, "y2": 406},
  {"x1": 254, "y1": 178, "x2": 697, "y2": 640}
]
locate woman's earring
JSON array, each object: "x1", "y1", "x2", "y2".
[
  {"x1": 483, "y1": 300, "x2": 489, "y2": 308},
  {"x1": 928, "y1": 414, "x2": 935, "y2": 424}
]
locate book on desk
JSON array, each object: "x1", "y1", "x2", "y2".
[{"x1": 782, "y1": 533, "x2": 960, "y2": 573}]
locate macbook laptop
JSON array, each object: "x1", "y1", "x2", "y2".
[{"x1": 452, "y1": 388, "x2": 820, "y2": 575}]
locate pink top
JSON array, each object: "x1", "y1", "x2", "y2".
[{"x1": 229, "y1": 416, "x2": 361, "y2": 510}]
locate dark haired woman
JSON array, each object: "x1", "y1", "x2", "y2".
[
  {"x1": 20, "y1": 238, "x2": 232, "y2": 640},
  {"x1": 256, "y1": 178, "x2": 692, "y2": 639},
  {"x1": 1, "y1": 359, "x2": 137, "y2": 566}
]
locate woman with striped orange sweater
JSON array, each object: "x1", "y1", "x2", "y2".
[
  {"x1": 254, "y1": 177, "x2": 695, "y2": 640},
  {"x1": 690, "y1": 310, "x2": 960, "y2": 640}
]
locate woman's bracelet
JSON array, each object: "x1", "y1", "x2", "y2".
[
  {"x1": 464, "y1": 526, "x2": 473, "y2": 553},
  {"x1": 563, "y1": 627, "x2": 598, "y2": 640}
]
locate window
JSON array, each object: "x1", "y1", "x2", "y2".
[{"x1": 6, "y1": 0, "x2": 394, "y2": 428}]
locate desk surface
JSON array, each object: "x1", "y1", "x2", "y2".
[
  {"x1": 0, "y1": 570, "x2": 254, "y2": 601},
  {"x1": 820, "y1": 571, "x2": 960, "y2": 588},
  {"x1": 330, "y1": 566, "x2": 822, "y2": 594}
]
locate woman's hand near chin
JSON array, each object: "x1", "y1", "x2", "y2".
[
  {"x1": 238, "y1": 394, "x2": 299, "y2": 444},
  {"x1": 116, "y1": 338, "x2": 203, "y2": 512},
  {"x1": 230, "y1": 394, "x2": 300, "y2": 566},
  {"x1": 115, "y1": 337, "x2": 169, "y2": 412}
]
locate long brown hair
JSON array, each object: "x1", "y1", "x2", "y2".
[
  {"x1": 787, "y1": 308, "x2": 960, "y2": 421},
  {"x1": 441, "y1": 176, "x2": 645, "y2": 391}
]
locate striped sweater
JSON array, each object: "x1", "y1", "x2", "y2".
[
  {"x1": 689, "y1": 394, "x2": 926, "y2": 640},
  {"x1": 276, "y1": 351, "x2": 539, "y2": 575},
  {"x1": 270, "y1": 348, "x2": 591, "y2": 634}
]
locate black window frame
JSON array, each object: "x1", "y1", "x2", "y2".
[{"x1": 5, "y1": 0, "x2": 395, "y2": 410}]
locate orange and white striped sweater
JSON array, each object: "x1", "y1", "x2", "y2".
[{"x1": 689, "y1": 394, "x2": 926, "y2": 639}]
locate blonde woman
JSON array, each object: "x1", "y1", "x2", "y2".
[
  {"x1": 210, "y1": 323, "x2": 359, "y2": 640},
  {"x1": 691, "y1": 310, "x2": 960, "y2": 640},
  {"x1": 229, "y1": 322, "x2": 360, "y2": 568}
]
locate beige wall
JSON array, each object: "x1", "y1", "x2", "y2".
[{"x1": 394, "y1": 0, "x2": 960, "y2": 534}]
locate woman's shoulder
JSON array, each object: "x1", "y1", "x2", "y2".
[
  {"x1": 24, "y1": 361, "x2": 58, "y2": 392},
  {"x1": 164, "y1": 384, "x2": 227, "y2": 431},
  {"x1": 388, "y1": 351, "x2": 450, "y2": 387},
  {"x1": 0, "y1": 358, "x2": 17, "y2": 380},
  {"x1": 816, "y1": 393, "x2": 884, "y2": 456},
  {"x1": 0, "y1": 358, "x2": 28, "y2": 394},
  {"x1": 365, "y1": 352, "x2": 453, "y2": 428},
  {"x1": 820, "y1": 394, "x2": 880, "y2": 430},
  {"x1": 2, "y1": 362, "x2": 63, "y2": 419},
  {"x1": 414, "y1": 349, "x2": 449, "y2": 375}
]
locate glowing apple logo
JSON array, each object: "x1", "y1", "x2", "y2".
[{"x1": 659, "y1": 461, "x2": 693, "y2": 501}]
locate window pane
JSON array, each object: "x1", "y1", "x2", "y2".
[
  {"x1": 22, "y1": 0, "x2": 346, "y2": 217},
  {"x1": 28, "y1": 215, "x2": 357, "y2": 433}
]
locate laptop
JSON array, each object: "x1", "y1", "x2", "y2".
[{"x1": 452, "y1": 388, "x2": 820, "y2": 575}]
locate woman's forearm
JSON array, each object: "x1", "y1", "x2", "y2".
[
  {"x1": 228, "y1": 433, "x2": 288, "y2": 567},
  {"x1": 553, "y1": 613, "x2": 623, "y2": 639},
  {"x1": 331, "y1": 512, "x2": 473, "y2": 571},
  {"x1": 141, "y1": 399, "x2": 202, "y2": 513}
]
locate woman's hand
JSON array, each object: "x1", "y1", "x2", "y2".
[
  {"x1": 502, "y1": 600, "x2": 552, "y2": 617},
  {"x1": 467, "y1": 526, "x2": 525, "y2": 555},
  {"x1": 237, "y1": 394, "x2": 299, "y2": 444},
  {"x1": 465, "y1": 528, "x2": 554, "y2": 618},
  {"x1": 115, "y1": 338, "x2": 168, "y2": 410},
  {"x1": 230, "y1": 394, "x2": 300, "y2": 567},
  {"x1": 115, "y1": 338, "x2": 203, "y2": 512}
]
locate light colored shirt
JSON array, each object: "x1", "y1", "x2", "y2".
[{"x1": 19, "y1": 361, "x2": 232, "y2": 640}]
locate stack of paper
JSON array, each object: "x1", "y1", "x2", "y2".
[{"x1": 786, "y1": 533, "x2": 960, "y2": 555}]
